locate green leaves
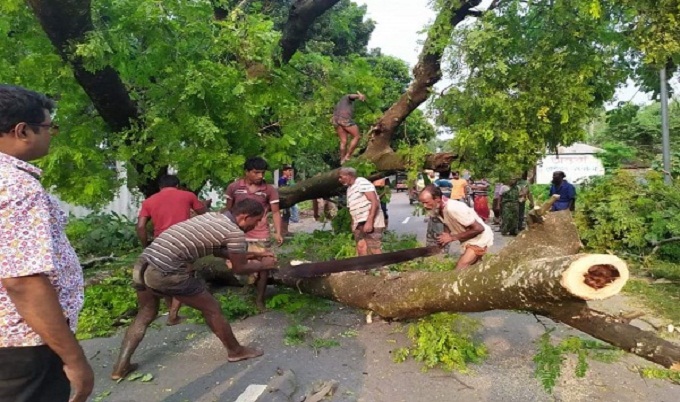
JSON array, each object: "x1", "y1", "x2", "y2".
[
  {"x1": 534, "y1": 330, "x2": 621, "y2": 393},
  {"x1": 125, "y1": 372, "x2": 154, "y2": 382},
  {"x1": 434, "y1": 0, "x2": 632, "y2": 178},
  {"x1": 393, "y1": 313, "x2": 488, "y2": 373},
  {"x1": 614, "y1": 0, "x2": 680, "y2": 66},
  {"x1": 575, "y1": 170, "x2": 680, "y2": 260},
  {"x1": 2, "y1": 0, "x2": 404, "y2": 204}
]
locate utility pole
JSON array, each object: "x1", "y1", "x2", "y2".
[{"x1": 660, "y1": 67, "x2": 672, "y2": 184}]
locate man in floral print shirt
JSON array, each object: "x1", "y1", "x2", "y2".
[{"x1": 0, "y1": 85, "x2": 93, "y2": 402}]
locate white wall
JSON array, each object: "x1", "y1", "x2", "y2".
[
  {"x1": 57, "y1": 184, "x2": 142, "y2": 220},
  {"x1": 536, "y1": 154, "x2": 605, "y2": 184}
]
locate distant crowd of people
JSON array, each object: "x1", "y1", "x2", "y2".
[{"x1": 428, "y1": 169, "x2": 576, "y2": 237}]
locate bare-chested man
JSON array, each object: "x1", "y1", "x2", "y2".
[
  {"x1": 332, "y1": 92, "x2": 366, "y2": 164},
  {"x1": 111, "y1": 199, "x2": 277, "y2": 380}
]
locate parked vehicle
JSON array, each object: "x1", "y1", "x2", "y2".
[
  {"x1": 409, "y1": 173, "x2": 426, "y2": 204},
  {"x1": 395, "y1": 173, "x2": 409, "y2": 192}
]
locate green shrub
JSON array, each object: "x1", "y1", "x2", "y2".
[
  {"x1": 66, "y1": 212, "x2": 140, "y2": 257},
  {"x1": 77, "y1": 268, "x2": 138, "y2": 340},
  {"x1": 575, "y1": 170, "x2": 680, "y2": 261}
]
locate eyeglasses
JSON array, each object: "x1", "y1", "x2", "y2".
[{"x1": 27, "y1": 122, "x2": 59, "y2": 135}]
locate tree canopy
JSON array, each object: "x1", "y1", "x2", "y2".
[
  {"x1": 1, "y1": 0, "x2": 436, "y2": 206},
  {"x1": 1, "y1": 0, "x2": 678, "y2": 205}
]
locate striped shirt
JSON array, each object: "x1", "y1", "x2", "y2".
[
  {"x1": 142, "y1": 212, "x2": 247, "y2": 274},
  {"x1": 346, "y1": 177, "x2": 385, "y2": 230}
]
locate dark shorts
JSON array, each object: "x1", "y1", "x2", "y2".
[
  {"x1": 133, "y1": 259, "x2": 205, "y2": 297},
  {"x1": 332, "y1": 116, "x2": 356, "y2": 128},
  {"x1": 0, "y1": 345, "x2": 70, "y2": 402}
]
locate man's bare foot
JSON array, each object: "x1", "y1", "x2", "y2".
[
  {"x1": 111, "y1": 363, "x2": 139, "y2": 381},
  {"x1": 166, "y1": 315, "x2": 186, "y2": 326},
  {"x1": 227, "y1": 346, "x2": 264, "y2": 362},
  {"x1": 256, "y1": 301, "x2": 266, "y2": 313}
]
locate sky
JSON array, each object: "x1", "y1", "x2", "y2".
[{"x1": 353, "y1": 0, "x2": 675, "y2": 108}]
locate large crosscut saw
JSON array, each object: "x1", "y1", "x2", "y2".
[{"x1": 281, "y1": 246, "x2": 441, "y2": 278}]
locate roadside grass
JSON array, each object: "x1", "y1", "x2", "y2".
[
  {"x1": 622, "y1": 279, "x2": 680, "y2": 323},
  {"x1": 621, "y1": 259, "x2": 680, "y2": 324}
]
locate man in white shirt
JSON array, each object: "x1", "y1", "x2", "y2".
[
  {"x1": 419, "y1": 184, "x2": 493, "y2": 269},
  {"x1": 338, "y1": 167, "x2": 385, "y2": 255}
]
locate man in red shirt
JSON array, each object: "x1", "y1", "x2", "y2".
[
  {"x1": 225, "y1": 156, "x2": 283, "y2": 311},
  {"x1": 137, "y1": 174, "x2": 210, "y2": 325}
]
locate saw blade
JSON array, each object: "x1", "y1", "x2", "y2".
[{"x1": 283, "y1": 246, "x2": 441, "y2": 278}]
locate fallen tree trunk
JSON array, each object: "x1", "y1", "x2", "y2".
[
  {"x1": 198, "y1": 203, "x2": 680, "y2": 369},
  {"x1": 266, "y1": 210, "x2": 679, "y2": 369}
]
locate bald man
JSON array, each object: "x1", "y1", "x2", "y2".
[{"x1": 419, "y1": 185, "x2": 493, "y2": 269}]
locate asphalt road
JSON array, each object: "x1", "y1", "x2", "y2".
[{"x1": 80, "y1": 192, "x2": 679, "y2": 401}]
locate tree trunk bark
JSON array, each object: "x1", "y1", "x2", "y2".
[
  {"x1": 286, "y1": 1, "x2": 485, "y2": 205},
  {"x1": 26, "y1": 0, "x2": 139, "y2": 132},
  {"x1": 26, "y1": 0, "x2": 169, "y2": 197},
  {"x1": 279, "y1": 0, "x2": 342, "y2": 64},
  {"x1": 362, "y1": 0, "x2": 482, "y2": 157},
  {"x1": 200, "y1": 209, "x2": 678, "y2": 370},
  {"x1": 278, "y1": 152, "x2": 457, "y2": 207},
  {"x1": 274, "y1": 212, "x2": 611, "y2": 318}
]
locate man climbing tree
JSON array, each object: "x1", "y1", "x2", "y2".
[{"x1": 332, "y1": 92, "x2": 366, "y2": 164}]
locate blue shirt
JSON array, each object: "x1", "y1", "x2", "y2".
[{"x1": 549, "y1": 181, "x2": 576, "y2": 211}]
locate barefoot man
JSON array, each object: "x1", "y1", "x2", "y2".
[
  {"x1": 111, "y1": 199, "x2": 278, "y2": 380},
  {"x1": 137, "y1": 174, "x2": 211, "y2": 326},
  {"x1": 332, "y1": 92, "x2": 366, "y2": 163}
]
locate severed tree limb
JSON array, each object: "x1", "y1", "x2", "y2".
[
  {"x1": 543, "y1": 302, "x2": 680, "y2": 370},
  {"x1": 259, "y1": 211, "x2": 680, "y2": 369},
  {"x1": 279, "y1": 0, "x2": 342, "y2": 64},
  {"x1": 526, "y1": 194, "x2": 560, "y2": 226}
]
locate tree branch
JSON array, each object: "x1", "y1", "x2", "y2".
[
  {"x1": 26, "y1": 0, "x2": 139, "y2": 132},
  {"x1": 26, "y1": 0, "x2": 167, "y2": 197},
  {"x1": 278, "y1": 152, "x2": 457, "y2": 207},
  {"x1": 279, "y1": 0, "x2": 342, "y2": 64},
  {"x1": 362, "y1": 0, "x2": 483, "y2": 158}
]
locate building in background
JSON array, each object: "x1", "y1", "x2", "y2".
[{"x1": 535, "y1": 143, "x2": 605, "y2": 184}]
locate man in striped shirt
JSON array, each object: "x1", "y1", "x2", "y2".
[
  {"x1": 338, "y1": 167, "x2": 385, "y2": 256},
  {"x1": 137, "y1": 174, "x2": 210, "y2": 326},
  {"x1": 111, "y1": 199, "x2": 277, "y2": 380}
]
